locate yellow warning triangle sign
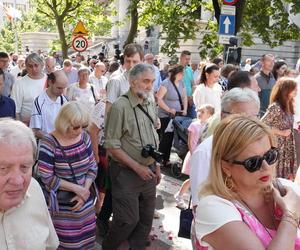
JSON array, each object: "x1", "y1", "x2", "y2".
[{"x1": 72, "y1": 21, "x2": 88, "y2": 36}]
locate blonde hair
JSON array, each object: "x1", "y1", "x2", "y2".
[
  {"x1": 200, "y1": 114, "x2": 275, "y2": 200},
  {"x1": 198, "y1": 104, "x2": 215, "y2": 116},
  {"x1": 55, "y1": 101, "x2": 90, "y2": 134}
]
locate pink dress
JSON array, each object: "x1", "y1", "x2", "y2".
[
  {"x1": 196, "y1": 201, "x2": 300, "y2": 249},
  {"x1": 181, "y1": 120, "x2": 207, "y2": 175}
]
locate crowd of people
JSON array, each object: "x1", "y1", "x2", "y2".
[{"x1": 1, "y1": 45, "x2": 300, "y2": 250}]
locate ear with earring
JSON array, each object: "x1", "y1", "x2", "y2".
[{"x1": 225, "y1": 175, "x2": 234, "y2": 190}]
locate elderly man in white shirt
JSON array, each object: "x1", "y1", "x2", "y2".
[
  {"x1": 190, "y1": 88, "x2": 261, "y2": 206},
  {"x1": 11, "y1": 53, "x2": 47, "y2": 125},
  {"x1": 89, "y1": 61, "x2": 108, "y2": 100},
  {"x1": 0, "y1": 119, "x2": 59, "y2": 250}
]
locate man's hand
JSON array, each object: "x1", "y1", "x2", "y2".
[
  {"x1": 135, "y1": 165, "x2": 156, "y2": 181},
  {"x1": 155, "y1": 164, "x2": 161, "y2": 185}
]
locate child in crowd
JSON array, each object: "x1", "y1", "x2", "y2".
[{"x1": 174, "y1": 104, "x2": 215, "y2": 209}]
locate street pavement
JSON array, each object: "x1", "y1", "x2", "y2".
[{"x1": 95, "y1": 168, "x2": 193, "y2": 250}]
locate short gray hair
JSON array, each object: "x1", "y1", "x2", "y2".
[
  {"x1": 221, "y1": 87, "x2": 260, "y2": 112},
  {"x1": 129, "y1": 63, "x2": 155, "y2": 83},
  {"x1": 78, "y1": 66, "x2": 90, "y2": 75},
  {"x1": 0, "y1": 118, "x2": 37, "y2": 159},
  {"x1": 25, "y1": 53, "x2": 44, "y2": 66}
]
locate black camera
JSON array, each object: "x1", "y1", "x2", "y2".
[{"x1": 141, "y1": 144, "x2": 164, "y2": 163}]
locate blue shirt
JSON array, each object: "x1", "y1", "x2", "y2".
[
  {"x1": 183, "y1": 66, "x2": 194, "y2": 96},
  {"x1": 0, "y1": 95, "x2": 16, "y2": 118}
]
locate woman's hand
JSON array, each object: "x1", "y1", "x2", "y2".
[
  {"x1": 71, "y1": 195, "x2": 85, "y2": 211},
  {"x1": 73, "y1": 185, "x2": 90, "y2": 202},
  {"x1": 273, "y1": 186, "x2": 300, "y2": 218},
  {"x1": 281, "y1": 129, "x2": 291, "y2": 137},
  {"x1": 181, "y1": 110, "x2": 187, "y2": 116},
  {"x1": 169, "y1": 108, "x2": 176, "y2": 116}
]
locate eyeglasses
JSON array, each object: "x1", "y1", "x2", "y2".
[
  {"x1": 222, "y1": 110, "x2": 261, "y2": 119},
  {"x1": 72, "y1": 124, "x2": 88, "y2": 130},
  {"x1": 230, "y1": 147, "x2": 279, "y2": 173}
]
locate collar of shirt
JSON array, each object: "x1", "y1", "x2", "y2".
[
  {"x1": 260, "y1": 70, "x2": 273, "y2": 79},
  {"x1": 126, "y1": 89, "x2": 150, "y2": 108},
  {"x1": 0, "y1": 189, "x2": 31, "y2": 215}
]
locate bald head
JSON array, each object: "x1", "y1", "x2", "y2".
[
  {"x1": 94, "y1": 62, "x2": 106, "y2": 76},
  {"x1": 45, "y1": 57, "x2": 56, "y2": 74},
  {"x1": 144, "y1": 53, "x2": 154, "y2": 65},
  {"x1": 48, "y1": 70, "x2": 68, "y2": 97}
]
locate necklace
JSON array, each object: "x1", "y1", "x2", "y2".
[{"x1": 238, "y1": 197, "x2": 276, "y2": 240}]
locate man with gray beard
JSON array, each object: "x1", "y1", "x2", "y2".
[{"x1": 102, "y1": 63, "x2": 161, "y2": 250}]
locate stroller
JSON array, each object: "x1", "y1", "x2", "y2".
[{"x1": 169, "y1": 116, "x2": 193, "y2": 178}]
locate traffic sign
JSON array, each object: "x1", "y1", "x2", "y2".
[
  {"x1": 219, "y1": 14, "x2": 235, "y2": 36},
  {"x1": 72, "y1": 21, "x2": 88, "y2": 36},
  {"x1": 223, "y1": 0, "x2": 238, "y2": 5},
  {"x1": 221, "y1": 5, "x2": 236, "y2": 15},
  {"x1": 72, "y1": 36, "x2": 88, "y2": 52},
  {"x1": 219, "y1": 35, "x2": 230, "y2": 44}
]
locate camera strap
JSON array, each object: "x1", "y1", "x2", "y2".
[{"x1": 122, "y1": 95, "x2": 157, "y2": 148}]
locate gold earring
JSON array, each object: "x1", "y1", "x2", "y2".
[{"x1": 225, "y1": 176, "x2": 234, "y2": 190}]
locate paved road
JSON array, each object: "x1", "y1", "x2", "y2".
[{"x1": 95, "y1": 169, "x2": 192, "y2": 250}]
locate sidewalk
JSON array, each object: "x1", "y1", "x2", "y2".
[{"x1": 96, "y1": 173, "x2": 192, "y2": 250}]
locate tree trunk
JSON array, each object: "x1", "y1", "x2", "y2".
[
  {"x1": 212, "y1": 0, "x2": 220, "y2": 23},
  {"x1": 56, "y1": 16, "x2": 68, "y2": 59},
  {"x1": 123, "y1": 2, "x2": 139, "y2": 47},
  {"x1": 235, "y1": 0, "x2": 246, "y2": 33}
]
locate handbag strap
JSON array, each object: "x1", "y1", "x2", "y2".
[
  {"x1": 51, "y1": 134, "x2": 78, "y2": 184},
  {"x1": 170, "y1": 80, "x2": 184, "y2": 111},
  {"x1": 188, "y1": 195, "x2": 192, "y2": 209}
]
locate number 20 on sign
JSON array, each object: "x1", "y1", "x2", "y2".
[{"x1": 72, "y1": 36, "x2": 88, "y2": 52}]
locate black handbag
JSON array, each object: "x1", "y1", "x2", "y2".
[{"x1": 178, "y1": 196, "x2": 193, "y2": 239}]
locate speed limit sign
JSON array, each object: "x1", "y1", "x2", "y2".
[{"x1": 72, "y1": 36, "x2": 88, "y2": 52}]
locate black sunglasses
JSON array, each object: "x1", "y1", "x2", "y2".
[{"x1": 230, "y1": 147, "x2": 279, "y2": 173}]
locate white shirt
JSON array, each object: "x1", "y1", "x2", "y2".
[
  {"x1": 10, "y1": 65, "x2": 21, "y2": 82},
  {"x1": 0, "y1": 178, "x2": 59, "y2": 250},
  {"x1": 195, "y1": 195, "x2": 243, "y2": 249},
  {"x1": 89, "y1": 73, "x2": 108, "y2": 99},
  {"x1": 294, "y1": 76, "x2": 300, "y2": 129},
  {"x1": 190, "y1": 135, "x2": 213, "y2": 206},
  {"x1": 29, "y1": 90, "x2": 68, "y2": 133},
  {"x1": 91, "y1": 100, "x2": 106, "y2": 145},
  {"x1": 66, "y1": 82, "x2": 99, "y2": 105},
  {"x1": 193, "y1": 83, "x2": 222, "y2": 113},
  {"x1": 106, "y1": 72, "x2": 129, "y2": 104},
  {"x1": 108, "y1": 66, "x2": 124, "y2": 79},
  {"x1": 11, "y1": 74, "x2": 47, "y2": 123}
]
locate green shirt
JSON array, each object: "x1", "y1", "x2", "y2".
[{"x1": 105, "y1": 89, "x2": 159, "y2": 166}]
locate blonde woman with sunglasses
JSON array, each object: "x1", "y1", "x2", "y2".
[{"x1": 195, "y1": 115, "x2": 300, "y2": 250}]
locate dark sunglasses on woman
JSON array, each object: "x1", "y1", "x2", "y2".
[{"x1": 230, "y1": 147, "x2": 279, "y2": 173}]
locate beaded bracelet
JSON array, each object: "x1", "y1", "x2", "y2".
[{"x1": 281, "y1": 210, "x2": 300, "y2": 228}]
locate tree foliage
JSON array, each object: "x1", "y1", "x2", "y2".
[
  {"x1": 0, "y1": 8, "x2": 56, "y2": 52},
  {"x1": 124, "y1": 0, "x2": 300, "y2": 59},
  {"x1": 34, "y1": 0, "x2": 113, "y2": 58}
]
